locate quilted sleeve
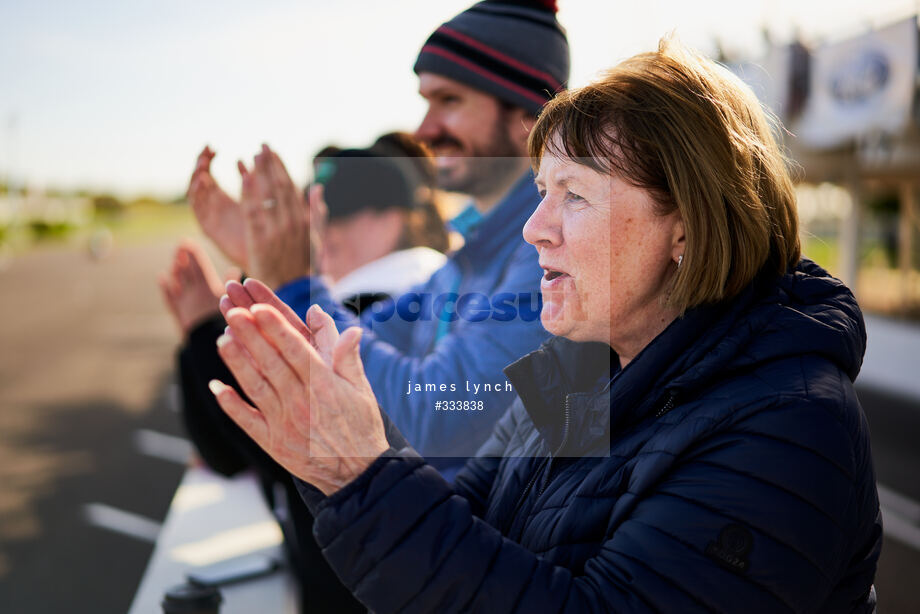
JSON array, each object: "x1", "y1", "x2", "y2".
[{"x1": 307, "y1": 394, "x2": 879, "y2": 613}]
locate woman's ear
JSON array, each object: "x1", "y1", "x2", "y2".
[{"x1": 670, "y1": 214, "x2": 685, "y2": 264}]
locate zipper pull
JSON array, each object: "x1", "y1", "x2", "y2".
[{"x1": 655, "y1": 391, "x2": 677, "y2": 418}]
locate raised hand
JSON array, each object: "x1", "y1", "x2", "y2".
[
  {"x1": 187, "y1": 146, "x2": 248, "y2": 268},
  {"x1": 209, "y1": 303, "x2": 389, "y2": 495},
  {"x1": 239, "y1": 145, "x2": 315, "y2": 290},
  {"x1": 158, "y1": 241, "x2": 225, "y2": 336}
]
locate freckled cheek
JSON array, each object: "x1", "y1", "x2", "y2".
[{"x1": 609, "y1": 216, "x2": 635, "y2": 250}]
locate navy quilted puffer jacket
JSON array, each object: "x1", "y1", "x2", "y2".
[{"x1": 298, "y1": 260, "x2": 882, "y2": 613}]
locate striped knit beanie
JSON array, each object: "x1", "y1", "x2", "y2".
[{"x1": 413, "y1": 0, "x2": 570, "y2": 115}]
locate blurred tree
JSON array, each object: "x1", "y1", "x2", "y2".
[
  {"x1": 127, "y1": 196, "x2": 163, "y2": 207},
  {"x1": 92, "y1": 194, "x2": 125, "y2": 219},
  {"x1": 28, "y1": 220, "x2": 75, "y2": 240}
]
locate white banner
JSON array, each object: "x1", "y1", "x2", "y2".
[{"x1": 796, "y1": 16, "x2": 918, "y2": 149}]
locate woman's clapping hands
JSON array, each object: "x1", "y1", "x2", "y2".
[{"x1": 209, "y1": 279, "x2": 389, "y2": 495}]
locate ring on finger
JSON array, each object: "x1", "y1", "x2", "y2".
[{"x1": 262, "y1": 198, "x2": 277, "y2": 210}]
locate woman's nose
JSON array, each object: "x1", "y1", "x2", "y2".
[{"x1": 523, "y1": 197, "x2": 561, "y2": 248}]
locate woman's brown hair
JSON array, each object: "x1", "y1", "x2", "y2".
[{"x1": 529, "y1": 38, "x2": 800, "y2": 312}]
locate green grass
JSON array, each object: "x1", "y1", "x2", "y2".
[
  {"x1": 101, "y1": 202, "x2": 197, "y2": 243},
  {"x1": 28, "y1": 220, "x2": 80, "y2": 241},
  {"x1": 0, "y1": 202, "x2": 198, "y2": 255}
]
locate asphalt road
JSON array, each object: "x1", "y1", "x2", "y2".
[
  {"x1": 0, "y1": 241, "x2": 918, "y2": 613},
  {"x1": 0, "y1": 241, "x2": 189, "y2": 613}
]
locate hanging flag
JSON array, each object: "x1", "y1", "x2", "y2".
[{"x1": 795, "y1": 16, "x2": 917, "y2": 149}]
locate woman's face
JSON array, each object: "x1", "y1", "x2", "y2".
[
  {"x1": 525, "y1": 142, "x2": 684, "y2": 362},
  {"x1": 320, "y1": 209, "x2": 405, "y2": 282}
]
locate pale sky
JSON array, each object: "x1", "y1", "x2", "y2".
[{"x1": 0, "y1": 0, "x2": 916, "y2": 198}]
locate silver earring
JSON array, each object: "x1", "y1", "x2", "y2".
[{"x1": 677, "y1": 255, "x2": 683, "y2": 269}]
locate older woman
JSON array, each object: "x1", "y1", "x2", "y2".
[{"x1": 209, "y1": 40, "x2": 880, "y2": 613}]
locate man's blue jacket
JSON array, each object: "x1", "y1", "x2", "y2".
[
  {"x1": 278, "y1": 172, "x2": 550, "y2": 478},
  {"x1": 298, "y1": 260, "x2": 882, "y2": 613}
]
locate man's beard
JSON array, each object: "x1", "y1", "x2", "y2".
[{"x1": 431, "y1": 118, "x2": 522, "y2": 197}]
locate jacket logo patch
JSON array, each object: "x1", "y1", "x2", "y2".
[{"x1": 705, "y1": 524, "x2": 752, "y2": 573}]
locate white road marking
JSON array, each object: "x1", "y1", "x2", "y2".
[
  {"x1": 880, "y1": 509, "x2": 920, "y2": 552},
  {"x1": 133, "y1": 429, "x2": 192, "y2": 465},
  {"x1": 878, "y1": 483, "x2": 920, "y2": 524},
  {"x1": 83, "y1": 503, "x2": 161, "y2": 543},
  {"x1": 878, "y1": 483, "x2": 920, "y2": 552}
]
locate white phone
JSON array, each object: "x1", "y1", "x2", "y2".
[{"x1": 186, "y1": 554, "x2": 281, "y2": 587}]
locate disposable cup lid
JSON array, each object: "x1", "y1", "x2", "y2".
[{"x1": 161, "y1": 583, "x2": 222, "y2": 612}]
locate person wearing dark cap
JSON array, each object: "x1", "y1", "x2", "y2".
[{"x1": 314, "y1": 137, "x2": 448, "y2": 310}]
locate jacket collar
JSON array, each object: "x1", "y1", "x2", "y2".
[
  {"x1": 504, "y1": 337, "x2": 612, "y2": 453},
  {"x1": 503, "y1": 260, "x2": 867, "y2": 456},
  {"x1": 503, "y1": 273, "x2": 771, "y2": 454}
]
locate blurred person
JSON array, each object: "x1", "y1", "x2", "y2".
[
  {"x1": 210, "y1": 39, "x2": 881, "y2": 614},
  {"x1": 187, "y1": 0, "x2": 569, "y2": 480},
  {"x1": 317, "y1": 133, "x2": 449, "y2": 309}
]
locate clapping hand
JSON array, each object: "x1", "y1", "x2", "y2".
[
  {"x1": 158, "y1": 241, "x2": 226, "y2": 336},
  {"x1": 187, "y1": 147, "x2": 248, "y2": 269},
  {"x1": 208, "y1": 280, "x2": 388, "y2": 495},
  {"x1": 239, "y1": 145, "x2": 315, "y2": 290}
]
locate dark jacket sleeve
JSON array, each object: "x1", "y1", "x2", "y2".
[
  {"x1": 309, "y1": 450, "x2": 586, "y2": 613},
  {"x1": 177, "y1": 315, "x2": 287, "y2": 482},
  {"x1": 177, "y1": 315, "x2": 246, "y2": 475},
  {"x1": 305, "y1": 394, "x2": 879, "y2": 613},
  {"x1": 294, "y1": 408, "x2": 412, "y2": 511}
]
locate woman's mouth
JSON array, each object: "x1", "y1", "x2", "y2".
[{"x1": 541, "y1": 266, "x2": 571, "y2": 288}]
